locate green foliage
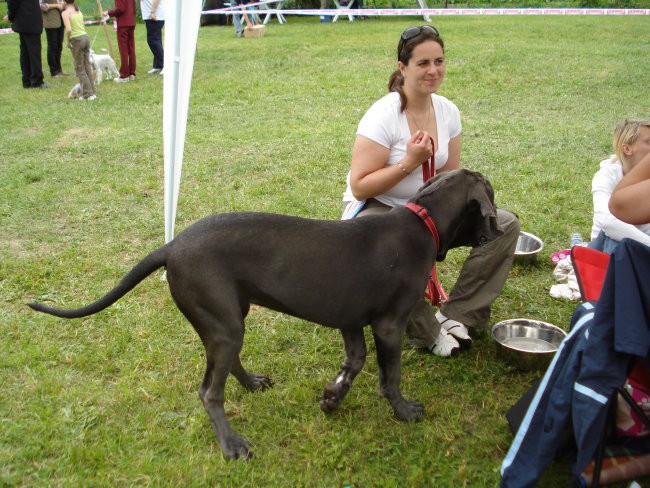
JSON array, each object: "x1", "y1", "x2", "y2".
[{"x1": 1, "y1": 15, "x2": 649, "y2": 487}]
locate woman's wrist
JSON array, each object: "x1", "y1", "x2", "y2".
[
  {"x1": 397, "y1": 161, "x2": 411, "y2": 175},
  {"x1": 397, "y1": 157, "x2": 419, "y2": 175}
]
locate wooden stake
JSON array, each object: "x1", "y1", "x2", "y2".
[{"x1": 95, "y1": 0, "x2": 115, "y2": 60}]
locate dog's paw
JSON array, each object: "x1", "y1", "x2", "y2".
[
  {"x1": 319, "y1": 379, "x2": 350, "y2": 413},
  {"x1": 244, "y1": 373, "x2": 273, "y2": 392},
  {"x1": 222, "y1": 434, "x2": 253, "y2": 461},
  {"x1": 393, "y1": 399, "x2": 425, "y2": 422}
]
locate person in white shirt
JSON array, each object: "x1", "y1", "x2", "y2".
[
  {"x1": 589, "y1": 119, "x2": 650, "y2": 253},
  {"x1": 140, "y1": 0, "x2": 164, "y2": 74},
  {"x1": 342, "y1": 26, "x2": 519, "y2": 357}
]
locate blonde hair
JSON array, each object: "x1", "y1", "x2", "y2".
[{"x1": 612, "y1": 118, "x2": 650, "y2": 165}]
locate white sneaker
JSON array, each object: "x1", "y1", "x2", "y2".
[
  {"x1": 159, "y1": 69, "x2": 164, "y2": 76},
  {"x1": 436, "y1": 311, "x2": 472, "y2": 348},
  {"x1": 429, "y1": 328, "x2": 460, "y2": 357},
  {"x1": 147, "y1": 68, "x2": 161, "y2": 75},
  {"x1": 114, "y1": 77, "x2": 129, "y2": 83},
  {"x1": 128, "y1": 74, "x2": 135, "y2": 81}
]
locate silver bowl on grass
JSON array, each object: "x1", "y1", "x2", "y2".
[
  {"x1": 514, "y1": 231, "x2": 544, "y2": 264},
  {"x1": 491, "y1": 319, "x2": 566, "y2": 371}
]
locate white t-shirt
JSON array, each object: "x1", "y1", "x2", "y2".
[
  {"x1": 343, "y1": 91, "x2": 462, "y2": 207},
  {"x1": 591, "y1": 158, "x2": 650, "y2": 246},
  {"x1": 140, "y1": 0, "x2": 164, "y2": 20}
]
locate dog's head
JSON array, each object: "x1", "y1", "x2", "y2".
[
  {"x1": 68, "y1": 83, "x2": 82, "y2": 99},
  {"x1": 409, "y1": 169, "x2": 504, "y2": 260}
]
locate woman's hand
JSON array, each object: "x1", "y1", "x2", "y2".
[
  {"x1": 349, "y1": 132, "x2": 432, "y2": 201},
  {"x1": 403, "y1": 130, "x2": 433, "y2": 172}
]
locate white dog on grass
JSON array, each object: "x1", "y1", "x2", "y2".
[
  {"x1": 89, "y1": 49, "x2": 119, "y2": 84},
  {"x1": 68, "y1": 83, "x2": 82, "y2": 99}
]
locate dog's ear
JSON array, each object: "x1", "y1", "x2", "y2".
[{"x1": 468, "y1": 175, "x2": 503, "y2": 246}]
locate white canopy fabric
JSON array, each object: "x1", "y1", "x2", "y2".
[{"x1": 163, "y1": 0, "x2": 203, "y2": 243}]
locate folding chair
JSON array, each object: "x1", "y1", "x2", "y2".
[
  {"x1": 571, "y1": 245, "x2": 650, "y2": 487},
  {"x1": 570, "y1": 246, "x2": 610, "y2": 302}
]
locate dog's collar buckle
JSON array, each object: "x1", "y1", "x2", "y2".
[
  {"x1": 405, "y1": 203, "x2": 439, "y2": 248},
  {"x1": 404, "y1": 202, "x2": 448, "y2": 308}
]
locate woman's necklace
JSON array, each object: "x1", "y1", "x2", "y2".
[{"x1": 405, "y1": 100, "x2": 432, "y2": 133}]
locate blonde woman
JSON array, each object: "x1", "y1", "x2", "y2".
[{"x1": 589, "y1": 119, "x2": 650, "y2": 253}]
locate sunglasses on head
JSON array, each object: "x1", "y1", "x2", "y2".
[{"x1": 397, "y1": 25, "x2": 440, "y2": 58}]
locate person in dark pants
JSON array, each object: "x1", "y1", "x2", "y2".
[
  {"x1": 140, "y1": 0, "x2": 164, "y2": 74},
  {"x1": 5, "y1": 0, "x2": 49, "y2": 88},
  {"x1": 41, "y1": 0, "x2": 67, "y2": 77}
]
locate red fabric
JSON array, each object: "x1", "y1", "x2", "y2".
[
  {"x1": 107, "y1": 0, "x2": 136, "y2": 27},
  {"x1": 628, "y1": 361, "x2": 650, "y2": 386},
  {"x1": 571, "y1": 246, "x2": 610, "y2": 301},
  {"x1": 116, "y1": 26, "x2": 136, "y2": 78}
]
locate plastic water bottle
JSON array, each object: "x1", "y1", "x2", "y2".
[{"x1": 570, "y1": 232, "x2": 583, "y2": 248}]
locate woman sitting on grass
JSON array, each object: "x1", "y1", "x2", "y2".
[
  {"x1": 588, "y1": 118, "x2": 650, "y2": 253},
  {"x1": 341, "y1": 25, "x2": 519, "y2": 357}
]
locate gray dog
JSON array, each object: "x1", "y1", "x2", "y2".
[{"x1": 29, "y1": 169, "x2": 503, "y2": 460}]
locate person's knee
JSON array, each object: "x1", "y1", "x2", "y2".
[{"x1": 497, "y1": 208, "x2": 520, "y2": 240}]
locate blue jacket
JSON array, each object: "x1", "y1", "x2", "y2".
[{"x1": 500, "y1": 238, "x2": 650, "y2": 488}]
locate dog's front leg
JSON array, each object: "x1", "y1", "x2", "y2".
[
  {"x1": 320, "y1": 328, "x2": 366, "y2": 413},
  {"x1": 372, "y1": 324, "x2": 425, "y2": 422}
]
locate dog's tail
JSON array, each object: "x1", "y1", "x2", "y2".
[{"x1": 28, "y1": 246, "x2": 168, "y2": 319}]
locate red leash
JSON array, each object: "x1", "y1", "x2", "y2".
[
  {"x1": 422, "y1": 136, "x2": 435, "y2": 182},
  {"x1": 405, "y1": 203, "x2": 448, "y2": 308},
  {"x1": 403, "y1": 136, "x2": 447, "y2": 308}
]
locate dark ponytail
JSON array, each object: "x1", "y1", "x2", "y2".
[{"x1": 388, "y1": 70, "x2": 407, "y2": 112}]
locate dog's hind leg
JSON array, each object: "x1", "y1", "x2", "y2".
[
  {"x1": 372, "y1": 321, "x2": 425, "y2": 422},
  {"x1": 178, "y1": 299, "x2": 254, "y2": 460},
  {"x1": 198, "y1": 325, "x2": 255, "y2": 460},
  {"x1": 320, "y1": 327, "x2": 366, "y2": 413}
]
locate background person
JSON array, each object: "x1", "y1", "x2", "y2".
[
  {"x1": 41, "y1": 0, "x2": 66, "y2": 78},
  {"x1": 231, "y1": 0, "x2": 245, "y2": 37},
  {"x1": 62, "y1": 0, "x2": 95, "y2": 100},
  {"x1": 342, "y1": 25, "x2": 519, "y2": 357},
  {"x1": 5, "y1": 0, "x2": 48, "y2": 88},
  {"x1": 588, "y1": 119, "x2": 650, "y2": 253},
  {"x1": 140, "y1": 0, "x2": 164, "y2": 74},
  {"x1": 104, "y1": 0, "x2": 136, "y2": 82}
]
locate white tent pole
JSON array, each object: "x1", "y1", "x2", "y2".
[{"x1": 163, "y1": 0, "x2": 202, "y2": 243}]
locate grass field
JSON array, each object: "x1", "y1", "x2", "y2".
[{"x1": 1, "y1": 13, "x2": 649, "y2": 487}]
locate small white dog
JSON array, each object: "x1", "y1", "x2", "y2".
[
  {"x1": 68, "y1": 83, "x2": 82, "y2": 99},
  {"x1": 89, "y1": 49, "x2": 119, "y2": 84}
]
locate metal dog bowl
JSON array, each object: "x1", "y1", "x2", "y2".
[
  {"x1": 514, "y1": 231, "x2": 544, "y2": 264},
  {"x1": 491, "y1": 319, "x2": 566, "y2": 371}
]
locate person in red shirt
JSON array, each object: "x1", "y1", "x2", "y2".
[{"x1": 104, "y1": 0, "x2": 136, "y2": 82}]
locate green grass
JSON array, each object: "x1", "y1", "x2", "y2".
[{"x1": 1, "y1": 15, "x2": 649, "y2": 487}]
